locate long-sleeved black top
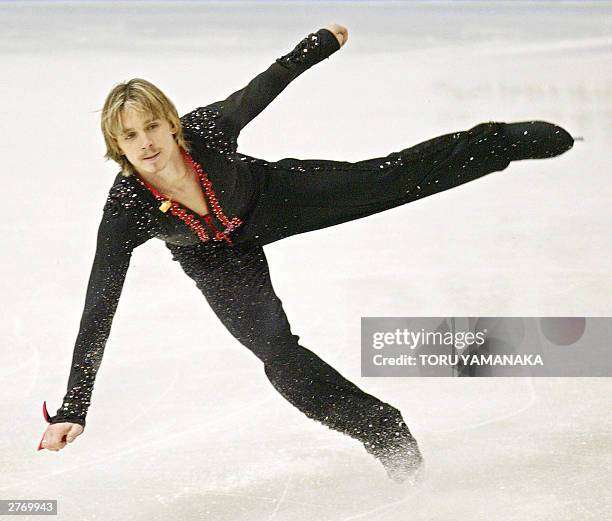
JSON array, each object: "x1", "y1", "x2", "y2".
[{"x1": 50, "y1": 28, "x2": 341, "y2": 426}]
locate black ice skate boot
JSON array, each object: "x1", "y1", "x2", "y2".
[
  {"x1": 503, "y1": 121, "x2": 574, "y2": 161},
  {"x1": 361, "y1": 409, "x2": 424, "y2": 484}
]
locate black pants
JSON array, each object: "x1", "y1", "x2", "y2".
[{"x1": 165, "y1": 122, "x2": 513, "y2": 447}]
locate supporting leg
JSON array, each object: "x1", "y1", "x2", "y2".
[{"x1": 165, "y1": 241, "x2": 422, "y2": 482}]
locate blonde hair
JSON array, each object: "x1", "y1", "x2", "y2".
[{"x1": 100, "y1": 78, "x2": 190, "y2": 177}]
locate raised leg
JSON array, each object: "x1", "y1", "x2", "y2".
[{"x1": 234, "y1": 121, "x2": 573, "y2": 246}]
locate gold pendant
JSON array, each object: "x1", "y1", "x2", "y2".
[{"x1": 159, "y1": 200, "x2": 172, "y2": 213}]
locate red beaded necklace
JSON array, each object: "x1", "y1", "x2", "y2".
[{"x1": 133, "y1": 147, "x2": 242, "y2": 245}]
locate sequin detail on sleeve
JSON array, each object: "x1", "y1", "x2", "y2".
[
  {"x1": 276, "y1": 32, "x2": 322, "y2": 66},
  {"x1": 102, "y1": 179, "x2": 145, "y2": 216},
  {"x1": 180, "y1": 106, "x2": 237, "y2": 161}
]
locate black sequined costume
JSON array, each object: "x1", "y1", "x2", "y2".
[{"x1": 49, "y1": 27, "x2": 574, "y2": 481}]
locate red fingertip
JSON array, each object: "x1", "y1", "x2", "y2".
[
  {"x1": 42, "y1": 401, "x2": 51, "y2": 423},
  {"x1": 37, "y1": 401, "x2": 50, "y2": 452}
]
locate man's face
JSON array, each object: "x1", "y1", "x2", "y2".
[{"x1": 117, "y1": 108, "x2": 178, "y2": 175}]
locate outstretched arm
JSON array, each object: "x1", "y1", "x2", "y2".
[
  {"x1": 215, "y1": 25, "x2": 347, "y2": 134},
  {"x1": 47, "y1": 178, "x2": 153, "y2": 431}
]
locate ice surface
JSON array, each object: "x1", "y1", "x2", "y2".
[{"x1": 2, "y1": 1, "x2": 611, "y2": 520}]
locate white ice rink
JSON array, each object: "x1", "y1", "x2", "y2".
[{"x1": 2, "y1": 1, "x2": 611, "y2": 520}]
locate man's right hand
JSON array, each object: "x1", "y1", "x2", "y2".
[{"x1": 40, "y1": 423, "x2": 84, "y2": 451}]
